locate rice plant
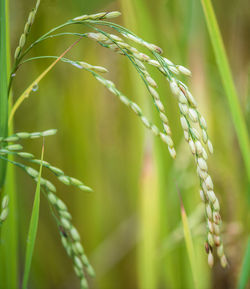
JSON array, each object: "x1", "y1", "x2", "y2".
[{"x1": 1, "y1": 0, "x2": 248, "y2": 288}]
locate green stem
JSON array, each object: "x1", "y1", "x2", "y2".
[
  {"x1": 0, "y1": 0, "x2": 9, "y2": 188},
  {"x1": 200, "y1": 0, "x2": 250, "y2": 181}
]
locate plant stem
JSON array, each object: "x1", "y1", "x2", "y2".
[{"x1": 0, "y1": 0, "x2": 9, "y2": 189}]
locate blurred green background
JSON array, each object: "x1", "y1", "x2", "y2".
[{"x1": 7, "y1": 0, "x2": 250, "y2": 288}]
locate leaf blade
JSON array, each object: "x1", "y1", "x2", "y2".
[
  {"x1": 22, "y1": 143, "x2": 44, "y2": 289},
  {"x1": 179, "y1": 192, "x2": 198, "y2": 289},
  {"x1": 238, "y1": 237, "x2": 250, "y2": 289},
  {"x1": 200, "y1": 0, "x2": 250, "y2": 180}
]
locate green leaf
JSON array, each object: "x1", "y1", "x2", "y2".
[
  {"x1": 0, "y1": 1, "x2": 19, "y2": 288},
  {"x1": 200, "y1": 0, "x2": 250, "y2": 181},
  {"x1": 238, "y1": 237, "x2": 250, "y2": 289},
  {"x1": 22, "y1": 143, "x2": 44, "y2": 289},
  {"x1": 179, "y1": 192, "x2": 198, "y2": 289},
  {"x1": 0, "y1": 0, "x2": 9, "y2": 187}
]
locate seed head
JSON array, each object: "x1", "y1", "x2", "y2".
[
  {"x1": 0, "y1": 208, "x2": 9, "y2": 222},
  {"x1": 178, "y1": 91, "x2": 188, "y2": 104},
  {"x1": 163, "y1": 57, "x2": 174, "y2": 66},
  {"x1": 148, "y1": 87, "x2": 159, "y2": 99},
  {"x1": 208, "y1": 251, "x2": 214, "y2": 268},
  {"x1": 1, "y1": 195, "x2": 9, "y2": 209},
  {"x1": 207, "y1": 220, "x2": 214, "y2": 233},
  {"x1": 184, "y1": 131, "x2": 189, "y2": 141},
  {"x1": 26, "y1": 167, "x2": 39, "y2": 178},
  {"x1": 168, "y1": 147, "x2": 176, "y2": 159},
  {"x1": 71, "y1": 227, "x2": 81, "y2": 241},
  {"x1": 207, "y1": 140, "x2": 214, "y2": 154},
  {"x1": 202, "y1": 148, "x2": 208, "y2": 160},
  {"x1": 195, "y1": 141, "x2": 203, "y2": 155},
  {"x1": 19, "y1": 34, "x2": 26, "y2": 48},
  {"x1": 208, "y1": 233, "x2": 214, "y2": 246},
  {"x1": 213, "y1": 223, "x2": 220, "y2": 235},
  {"x1": 188, "y1": 108, "x2": 198, "y2": 122},
  {"x1": 186, "y1": 90, "x2": 197, "y2": 107},
  {"x1": 200, "y1": 116, "x2": 207, "y2": 129},
  {"x1": 180, "y1": 116, "x2": 189, "y2": 131},
  {"x1": 189, "y1": 140, "x2": 196, "y2": 154},
  {"x1": 47, "y1": 192, "x2": 57, "y2": 205},
  {"x1": 213, "y1": 198, "x2": 220, "y2": 211},
  {"x1": 202, "y1": 130, "x2": 208, "y2": 143},
  {"x1": 61, "y1": 217, "x2": 71, "y2": 230},
  {"x1": 205, "y1": 176, "x2": 213, "y2": 190},
  {"x1": 198, "y1": 158, "x2": 208, "y2": 171},
  {"x1": 18, "y1": 152, "x2": 34, "y2": 159},
  {"x1": 104, "y1": 11, "x2": 121, "y2": 19},
  {"x1": 160, "y1": 133, "x2": 173, "y2": 147},
  {"x1": 14, "y1": 47, "x2": 21, "y2": 59},
  {"x1": 58, "y1": 175, "x2": 71, "y2": 185},
  {"x1": 179, "y1": 103, "x2": 189, "y2": 115},
  {"x1": 207, "y1": 190, "x2": 216, "y2": 203},
  {"x1": 177, "y1": 65, "x2": 192, "y2": 76},
  {"x1": 168, "y1": 66, "x2": 179, "y2": 75},
  {"x1": 220, "y1": 254, "x2": 228, "y2": 268},
  {"x1": 57, "y1": 199, "x2": 67, "y2": 211},
  {"x1": 199, "y1": 190, "x2": 206, "y2": 202},
  {"x1": 206, "y1": 204, "x2": 213, "y2": 220},
  {"x1": 213, "y1": 211, "x2": 221, "y2": 224},
  {"x1": 170, "y1": 80, "x2": 180, "y2": 96},
  {"x1": 74, "y1": 256, "x2": 83, "y2": 269},
  {"x1": 214, "y1": 235, "x2": 221, "y2": 246}
]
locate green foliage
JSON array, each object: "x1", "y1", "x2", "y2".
[
  {"x1": 200, "y1": 0, "x2": 250, "y2": 180},
  {"x1": 0, "y1": 1, "x2": 248, "y2": 288},
  {"x1": 179, "y1": 193, "x2": 198, "y2": 289},
  {"x1": 22, "y1": 143, "x2": 44, "y2": 289},
  {"x1": 238, "y1": 238, "x2": 250, "y2": 289},
  {"x1": 0, "y1": 0, "x2": 9, "y2": 187}
]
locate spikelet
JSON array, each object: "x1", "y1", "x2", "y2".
[
  {"x1": 0, "y1": 195, "x2": 9, "y2": 224},
  {"x1": 46, "y1": 190, "x2": 94, "y2": 288},
  {"x1": 166, "y1": 77, "x2": 227, "y2": 267},
  {"x1": 14, "y1": 0, "x2": 40, "y2": 60}
]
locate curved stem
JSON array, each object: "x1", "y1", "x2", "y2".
[{"x1": 9, "y1": 36, "x2": 83, "y2": 124}]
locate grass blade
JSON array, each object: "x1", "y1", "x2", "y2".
[
  {"x1": 0, "y1": 0, "x2": 9, "y2": 187},
  {"x1": 178, "y1": 190, "x2": 198, "y2": 289},
  {"x1": 138, "y1": 148, "x2": 159, "y2": 289},
  {"x1": 0, "y1": 1, "x2": 19, "y2": 287},
  {"x1": 237, "y1": 237, "x2": 250, "y2": 289},
  {"x1": 200, "y1": 0, "x2": 250, "y2": 180},
  {"x1": 22, "y1": 142, "x2": 44, "y2": 289}
]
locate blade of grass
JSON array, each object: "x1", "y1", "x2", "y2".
[
  {"x1": 200, "y1": 0, "x2": 250, "y2": 181},
  {"x1": 22, "y1": 142, "x2": 44, "y2": 289},
  {"x1": 237, "y1": 237, "x2": 250, "y2": 289},
  {"x1": 0, "y1": 140, "x2": 19, "y2": 289},
  {"x1": 0, "y1": 1, "x2": 19, "y2": 287},
  {"x1": 138, "y1": 147, "x2": 158, "y2": 289},
  {"x1": 8, "y1": 36, "x2": 83, "y2": 124},
  {"x1": 178, "y1": 189, "x2": 198, "y2": 289},
  {"x1": 0, "y1": 0, "x2": 9, "y2": 187}
]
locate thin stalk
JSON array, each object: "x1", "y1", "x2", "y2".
[
  {"x1": 22, "y1": 143, "x2": 44, "y2": 289},
  {"x1": 9, "y1": 37, "x2": 83, "y2": 123},
  {"x1": 138, "y1": 149, "x2": 159, "y2": 289},
  {"x1": 0, "y1": 0, "x2": 9, "y2": 188},
  {"x1": 0, "y1": 1, "x2": 19, "y2": 288},
  {"x1": 200, "y1": 0, "x2": 250, "y2": 181}
]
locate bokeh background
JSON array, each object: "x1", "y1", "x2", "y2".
[{"x1": 7, "y1": 0, "x2": 250, "y2": 288}]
